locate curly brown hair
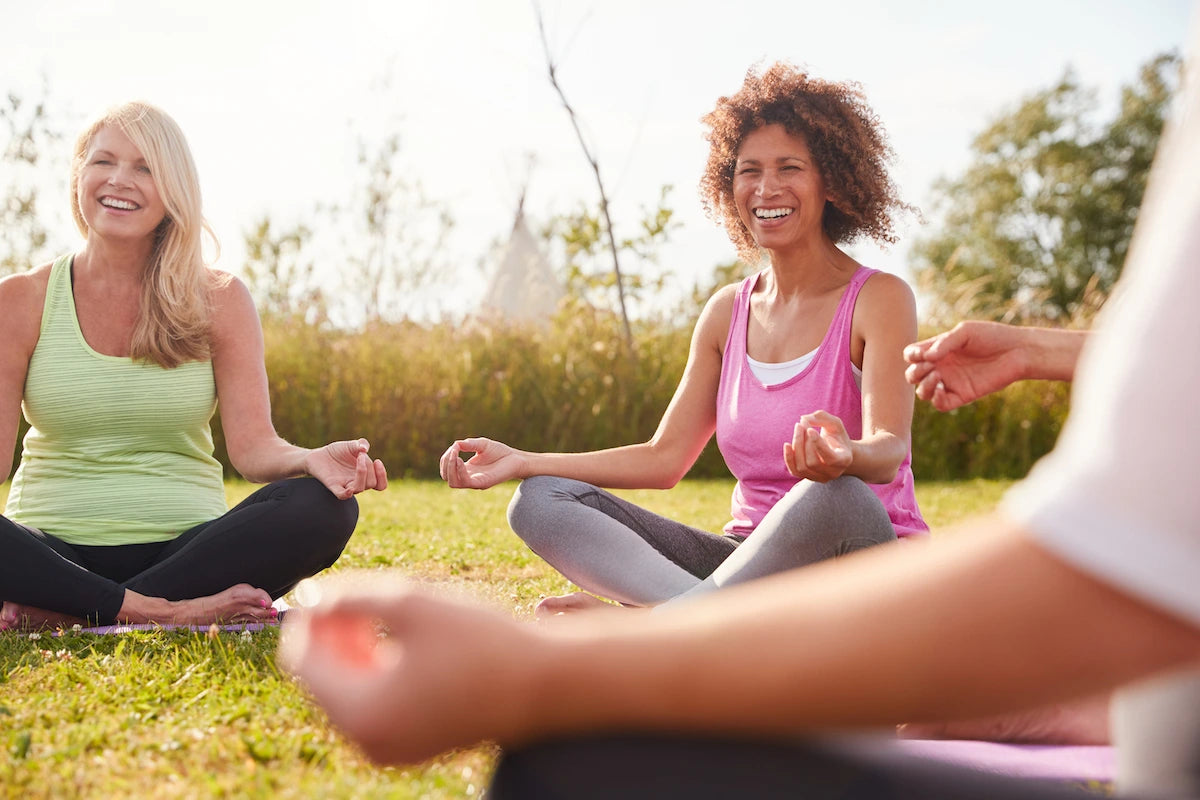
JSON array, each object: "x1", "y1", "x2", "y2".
[{"x1": 700, "y1": 62, "x2": 911, "y2": 261}]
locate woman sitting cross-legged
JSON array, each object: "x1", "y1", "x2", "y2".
[
  {"x1": 441, "y1": 63, "x2": 927, "y2": 615},
  {"x1": 0, "y1": 101, "x2": 386, "y2": 630}
]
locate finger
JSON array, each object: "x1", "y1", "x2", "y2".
[
  {"x1": 905, "y1": 360, "x2": 933, "y2": 386},
  {"x1": 806, "y1": 426, "x2": 831, "y2": 466},
  {"x1": 446, "y1": 452, "x2": 467, "y2": 488},
  {"x1": 438, "y1": 444, "x2": 457, "y2": 481},
  {"x1": 373, "y1": 460, "x2": 388, "y2": 491},
  {"x1": 922, "y1": 325, "x2": 967, "y2": 361},
  {"x1": 783, "y1": 441, "x2": 798, "y2": 478},
  {"x1": 816, "y1": 428, "x2": 852, "y2": 464},
  {"x1": 801, "y1": 410, "x2": 845, "y2": 437},
  {"x1": 902, "y1": 338, "x2": 933, "y2": 363},
  {"x1": 354, "y1": 451, "x2": 370, "y2": 493},
  {"x1": 810, "y1": 427, "x2": 835, "y2": 459},
  {"x1": 788, "y1": 422, "x2": 810, "y2": 475},
  {"x1": 456, "y1": 437, "x2": 484, "y2": 455},
  {"x1": 932, "y1": 381, "x2": 961, "y2": 413},
  {"x1": 799, "y1": 409, "x2": 832, "y2": 429},
  {"x1": 914, "y1": 370, "x2": 941, "y2": 402}
]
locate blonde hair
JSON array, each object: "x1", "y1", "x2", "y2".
[{"x1": 70, "y1": 101, "x2": 221, "y2": 368}]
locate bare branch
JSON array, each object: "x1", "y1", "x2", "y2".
[{"x1": 533, "y1": 1, "x2": 634, "y2": 351}]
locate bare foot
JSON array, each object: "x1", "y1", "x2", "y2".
[
  {"x1": 118, "y1": 584, "x2": 277, "y2": 626},
  {"x1": 535, "y1": 591, "x2": 623, "y2": 620},
  {"x1": 897, "y1": 694, "x2": 1111, "y2": 745},
  {"x1": 0, "y1": 602, "x2": 87, "y2": 631}
]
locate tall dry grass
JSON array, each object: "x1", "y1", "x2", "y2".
[{"x1": 237, "y1": 311, "x2": 1067, "y2": 481}]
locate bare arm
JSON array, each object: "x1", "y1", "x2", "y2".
[
  {"x1": 280, "y1": 519, "x2": 1200, "y2": 765},
  {"x1": 440, "y1": 287, "x2": 734, "y2": 490},
  {"x1": 211, "y1": 275, "x2": 386, "y2": 497},
  {"x1": 534, "y1": 523, "x2": 1199, "y2": 736},
  {"x1": 0, "y1": 270, "x2": 47, "y2": 484},
  {"x1": 784, "y1": 273, "x2": 915, "y2": 484},
  {"x1": 904, "y1": 321, "x2": 1089, "y2": 411}
]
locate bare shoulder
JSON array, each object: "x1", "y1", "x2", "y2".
[
  {"x1": 0, "y1": 261, "x2": 54, "y2": 299},
  {"x1": 0, "y1": 262, "x2": 54, "y2": 345},
  {"x1": 207, "y1": 270, "x2": 261, "y2": 344},
  {"x1": 859, "y1": 270, "x2": 916, "y2": 308},
  {"x1": 209, "y1": 270, "x2": 257, "y2": 316},
  {"x1": 696, "y1": 282, "x2": 739, "y2": 334},
  {"x1": 856, "y1": 271, "x2": 917, "y2": 327}
]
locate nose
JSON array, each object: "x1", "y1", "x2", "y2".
[
  {"x1": 755, "y1": 169, "x2": 781, "y2": 198},
  {"x1": 107, "y1": 164, "x2": 134, "y2": 188}
]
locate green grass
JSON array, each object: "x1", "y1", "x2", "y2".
[{"x1": 1, "y1": 478, "x2": 1012, "y2": 799}]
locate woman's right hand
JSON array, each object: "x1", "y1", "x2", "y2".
[
  {"x1": 903, "y1": 321, "x2": 1030, "y2": 412},
  {"x1": 439, "y1": 437, "x2": 525, "y2": 490}
]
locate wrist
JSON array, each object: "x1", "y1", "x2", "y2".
[
  {"x1": 1023, "y1": 328, "x2": 1083, "y2": 382},
  {"x1": 298, "y1": 446, "x2": 320, "y2": 477},
  {"x1": 512, "y1": 450, "x2": 536, "y2": 481}
]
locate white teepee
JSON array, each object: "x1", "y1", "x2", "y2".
[{"x1": 481, "y1": 199, "x2": 563, "y2": 323}]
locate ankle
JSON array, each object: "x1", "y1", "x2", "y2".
[{"x1": 117, "y1": 591, "x2": 178, "y2": 625}]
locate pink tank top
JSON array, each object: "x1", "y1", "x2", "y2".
[{"x1": 715, "y1": 268, "x2": 928, "y2": 538}]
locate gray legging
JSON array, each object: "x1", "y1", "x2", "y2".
[{"x1": 507, "y1": 475, "x2": 896, "y2": 607}]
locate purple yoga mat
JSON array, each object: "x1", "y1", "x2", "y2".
[
  {"x1": 64, "y1": 621, "x2": 280, "y2": 635},
  {"x1": 894, "y1": 739, "x2": 1114, "y2": 782},
  {"x1": 47, "y1": 600, "x2": 292, "y2": 635}
]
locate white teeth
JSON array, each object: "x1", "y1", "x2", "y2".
[
  {"x1": 100, "y1": 197, "x2": 137, "y2": 210},
  {"x1": 755, "y1": 207, "x2": 793, "y2": 219}
]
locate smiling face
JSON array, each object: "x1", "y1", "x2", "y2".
[
  {"x1": 74, "y1": 124, "x2": 167, "y2": 244},
  {"x1": 732, "y1": 124, "x2": 831, "y2": 255}
]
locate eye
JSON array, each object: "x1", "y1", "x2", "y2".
[
  {"x1": 735, "y1": 167, "x2": 760, "y2": 176},
  {"x1": 137, "y1": 165, "x2": 152, "y2": 175}
]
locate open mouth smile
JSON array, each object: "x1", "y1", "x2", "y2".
[{"x1": 100, "y1": 197, "x2": 140, "y2": 211}]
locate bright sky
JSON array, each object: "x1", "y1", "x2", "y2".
[{"x1": 3, "y1": 0, "x2": 1194, "y2": 319}]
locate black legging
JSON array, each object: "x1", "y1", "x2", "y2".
[
  {"x1": 488, "y1": 733, "x2": 1115, "y2": 800},
  {"x1": 0, "y1": 477, "x2": 357, "y2": 624}
]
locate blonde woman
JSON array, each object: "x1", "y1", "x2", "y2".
[{"x1": 0, "y1": 102, "x2": 386, "y2": 630}]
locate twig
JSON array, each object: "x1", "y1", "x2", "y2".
[{"x1": 533, "y1": 1, "x2": 635, "y2": 352}]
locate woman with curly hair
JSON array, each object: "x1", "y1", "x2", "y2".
[
  {"x1": 0, "y1": 101, "x2": 387, "y2": 629},
  {"x1": 441, "y1": 62, "x2": 926, "y2": 614}
]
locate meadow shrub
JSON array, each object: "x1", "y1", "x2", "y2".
[
  {"x1": 910, "y1": 380, "x2": 1070, "y2": 480},
  {"x1": 247, "y1": 312, "x2": 1065, "y2": 482},
  {"x1": 4, "y1": 309, "x2": 1065, "y2": 482},
  {"x1": 2, "y1": 313, "x2": 1063, "y2": 483}
]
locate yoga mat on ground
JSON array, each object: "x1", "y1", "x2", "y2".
[
  {"x1": 894, "y1": 739, "x2": 1114, "y2": 783},
  {"x1": 64, "y1": 621, "x2": 280, "y2": 635},
  {"x1": 49, "y1": 600, "x2": 291, "y2": 635}
]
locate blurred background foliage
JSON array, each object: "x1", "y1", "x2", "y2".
[{"x1": 1, "y1": 52, "x2": 1176, "y2": 482}]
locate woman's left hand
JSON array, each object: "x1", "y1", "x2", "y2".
[
  {"x1": 305, "y1": 438, "x2": 389, "y2": 500},
  {"x1": 784, "y1": 410, "x2": 853, "y2": 482}
]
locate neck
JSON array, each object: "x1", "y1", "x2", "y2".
[
  {"x1": 75, "y1": 235, "x2": 155, "y2": 284},
  {"x1": 761, "y1": 236, "x2": 857, "y2": 296}
]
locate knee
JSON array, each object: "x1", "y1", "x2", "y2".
[
  {"x1": 507, "y1": 475, "x2": 575, "y2": 553},
  {"x1": 775, "y1": 477, "x2": 894, "y2": 543},
  {"x1": 286, "y1": 477, "x2": 360, "y2": 550},
  {"x1": 802, "y1": 476, "x2": 875, "y2": 509}
]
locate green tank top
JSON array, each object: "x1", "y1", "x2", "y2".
[{"x1": 5, "y1": 254, "x2": 227, "y2": 545}]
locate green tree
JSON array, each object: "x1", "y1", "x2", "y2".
[
  {"x1": 913, "y1": 52, "x2": 1178, "y2": 325},
  {"x1": 0, "y1": 85, "x2": 68, "y2": 276},
  {"x1": 337, "y1": 132, "x2": 455, "y2": 325},
  {"x1": 541, "y1": 185, "x2": 680, "y2": 320},
  {"x1": 241, "y1": 215, "x2": 327, "y2": 324}
]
